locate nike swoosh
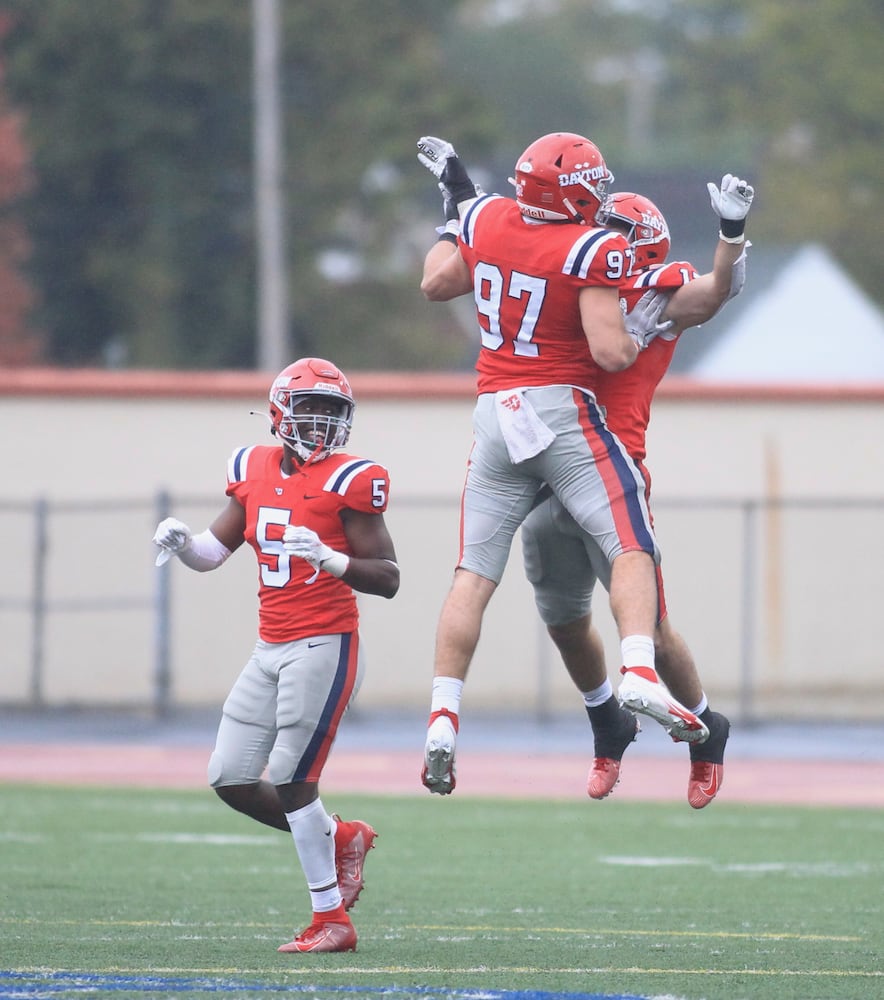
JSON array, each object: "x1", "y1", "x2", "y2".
[
  {"x1": 324, "y1": 827, "x2": 332, "y2": 837},
  {"x1": 699, "y1": 766, "x2": 722, "y2": 797},
  {"x1": 303, "y1": 494, "x2": 320, "y2": 499},
  {"x1": 307, "y1": 641, "x2": 330, "y2": 649}
]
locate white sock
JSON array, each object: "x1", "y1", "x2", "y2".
[
  {"x1": 690, "y1": 694, "x2": 709, "y2": 716},
  {"x1": 582, "y1": 679, "x2": 613, "y2": 708},
  {"x1": 285, "y1": 797, "x2": 342, "y2": 913},
  {"x1": 620, "y1": 635, "x2": 656, "y2": 671},
  {"x1": 430, "y1": 676, "x2": 464, "y2": 716}
]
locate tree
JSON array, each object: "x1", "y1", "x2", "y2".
[
  {"x1": 4, "y1": 1, "x2": 257, "y2": 368},
  {"x1": 2, "y1": 0, "x2": 496, "y2": 369},
  {"x1": 0, "y1": 10, "x2": 40, "y2": 365},
  {"x1": 725, "y1": 0, "x2": 884, "y2": 304},
  {"x1": 5, "y1": 0, "x2": 879, "y2": 371},
  {"x1": 446, "y1": 0, "x2": 884, "y2": 306}
]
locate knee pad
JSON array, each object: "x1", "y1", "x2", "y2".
[
  {"x1": 207, "y1": 750, "x2": 232, "y2": 789},
  {"x1": 267, "y1": 744, "x2": 299, "y2": 786}
]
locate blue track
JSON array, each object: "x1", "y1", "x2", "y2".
[{"x1": 0, "y1": 971, "x2": 650, "y2": 1000}]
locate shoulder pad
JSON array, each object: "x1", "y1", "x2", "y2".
[
  {"x1": 321, "y1": 458, "x2": 377, "y2": 496},
  {"x1": 227, "y1": 445, "x2": 257, "y2": 484}
]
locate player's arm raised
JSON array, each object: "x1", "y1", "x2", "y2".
[
  {"x1": 663, "y1": 173, "x2": 754, "y2": 330},
  {"x1": 421, "y1": 240, "x2": 473, "y2": 301},
  {"x1": 417, "y1": 134, "x2": 478, "y2": 302}
]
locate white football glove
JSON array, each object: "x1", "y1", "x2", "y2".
[
  {"x1": 623, "y1": 290, "x2": 675, "y2": 350},
  {"x1": 282, "y1": 524, "x2": 349, "y2": 583},
  {"x1": 416, "y1": 136, "x2": 458, "y2": 180},
  {"x1": 417, "y1": 135, "x2": 483, "y2": 210},
  {"x1": 153, "y1": 517, "x2": 193, "y2": 566},
  {"x1": 707, "y1": 173, "x2": 754, "y2": 243},
  {"x1": 706, "y1": 173, "x2": 754, "y2": 220}
]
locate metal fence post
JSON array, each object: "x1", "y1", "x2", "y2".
[
  {"x1": 30, "y1": 496, "x2": 48, "y2": 707},
  {"x1": 738, "y1": 499, "x2": 758, "y2": 726},
  {"x1": 153, "y1": 489, "x2": 172, "y2": 716}
]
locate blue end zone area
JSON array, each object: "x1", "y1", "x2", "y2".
[{"x1": 0, "y1": 972, "x2": 651, "y2": 1000}]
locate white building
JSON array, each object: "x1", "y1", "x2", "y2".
[{"x1": 686, "y1": 244, "x2": 884, "y2": 382}]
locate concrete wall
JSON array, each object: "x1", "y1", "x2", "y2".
[{"x1": 2, "y1": 368, "x2": 883, "y2": 722}]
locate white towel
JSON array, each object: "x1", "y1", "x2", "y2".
[{"x1": 495, "y1": 389, "x2": 555, "y2": 463}]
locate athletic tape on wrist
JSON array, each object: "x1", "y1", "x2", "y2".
[
  {"x1": 320, "y1": 550, "x2": 350, "y2": 578},
  {"x1": 719, "y1": 217, "x2": 746, "y2": 239}
]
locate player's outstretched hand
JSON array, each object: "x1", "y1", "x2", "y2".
[
  {"x1": 417, "y1": 135, "x2": 482, "y2": 207},
  {"x1": 707, "y1": 174, "x2": 754, "y2": 221},
  {"x1": 417, "y1": 136, "x2": 458, "y2": 179},
  {"x1": 153, "y1": 517, "x2": 192, "y2": 566}
]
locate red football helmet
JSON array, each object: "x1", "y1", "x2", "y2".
[
  {"x1": 597, "y1": 192, "x2": 670, "y2": 270},
  {"x1": 268, "y1": 357, "x2": 355, "y2": 461},
  {"x1": 510, "y1": 132, "x2": 614, "y2": 224}
]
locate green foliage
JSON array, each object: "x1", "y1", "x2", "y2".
[
  {"x1": 2, "y1": 0, "x2": 489, "y2": 369},
  {"x1": 1, "y1": 0, "x2": 881, "y2": 369},
  {"x1": 728, "y1": 0, "x2": 884, "y2": 303},
  {"x1": 4, "y1": 0, "x2": 256, "y2": 367},
  {"x1": 445, "y1": 0, "x2": 884, "y2": 299},
  {"x1": 2, "y1": 784, "x2": 883, "y2": 999}
]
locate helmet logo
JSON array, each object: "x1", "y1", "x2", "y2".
[
  {"x1": 314, "y1": 380, "x2": 342, "y2": 393},
  {"x1": 559, "y1": 163, "x2": 609, "y2": 187},
  {"x1": 639, "y1": 210, "x2": 668, "y2": 235}
]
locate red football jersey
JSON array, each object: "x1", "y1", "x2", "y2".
[
  {"x1": 225, "y1": 445, "x2": 391, "y2": 643},
  {"x1": 458, "y1": 195, "x2": 633, "y2": 394},
  {"x1": 593, "y1": 260, "x2": 699, "y2": 469}
]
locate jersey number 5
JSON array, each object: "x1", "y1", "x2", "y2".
[{"x1": 256, "y1": 506, "x2": 292, "y2": 588}]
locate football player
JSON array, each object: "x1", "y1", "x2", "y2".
[
  {"x1": 415, "y1": 133, "x2": 709, "y2": 798},
  {"x1": 522, "y1": 178, "x2": 754, "y2": 808},
  {"x1": 152, "y1": 357, "x2": 399, "y2": 953}
]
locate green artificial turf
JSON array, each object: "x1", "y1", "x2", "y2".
[{"x1": 1, "y1": 784, "x2": 882, "y2": 999}]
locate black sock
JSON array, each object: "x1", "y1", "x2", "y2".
[{"x1": 586, "y1": 694, "x2": 623, "y2": 730}]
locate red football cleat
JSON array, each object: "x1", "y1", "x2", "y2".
[
  {"x1": 687, "y1": 711, "x2": 730, "y2": 809},
  {"x1": 587, "y1": 706, "x2": 640, "y2": 800},
  {"x1": 587, "y1": 757, "x2": 623, "y2": 800},
  {"x1": 277, "y1": 918, "x2": 357, "y2": 954},
  {"x1": 332, "y1": 814, "x2": 377, "y2": 911},
  {"x1": 687, "y1": 761, "x2": 724, "y2": 809}
]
